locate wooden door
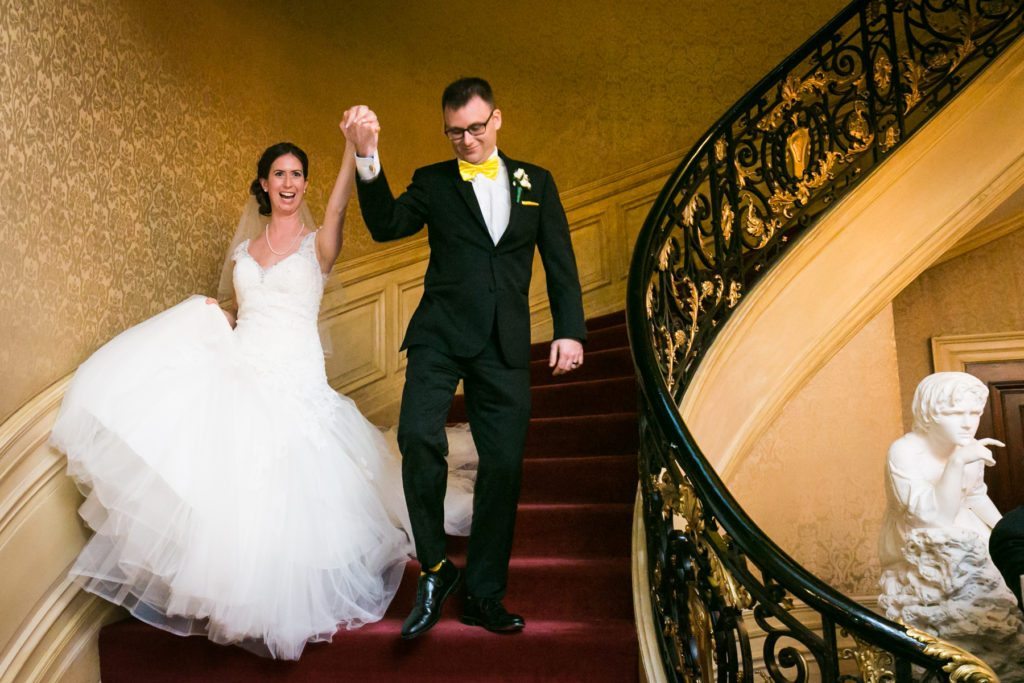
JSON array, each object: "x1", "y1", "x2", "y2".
[{"x1": 965, "y1": 360, "x2": 1024, "y2": 512}]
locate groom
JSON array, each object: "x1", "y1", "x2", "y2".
[{"x1": 343, "y1": 77, "x2": 586, "y2": 638}]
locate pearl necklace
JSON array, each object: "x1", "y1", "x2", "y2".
[{"x1": 265, "y1": 222, "x2": 305, "y2": 256}]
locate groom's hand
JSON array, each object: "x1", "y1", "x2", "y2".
[
  {"x1": 549, "y1": 339, "x2": 584, "y2": 376},
  {"x1": 341, "y1": 105, "x2": 380, "y2": 157}
]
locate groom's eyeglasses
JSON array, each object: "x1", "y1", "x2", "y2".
[{"x1": 444, "y1": 109, "x2": 495, "y2": 141}]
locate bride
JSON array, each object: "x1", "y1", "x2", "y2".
[{"x1": 49, "y1": 124, "x2": 473, "y2": 660}]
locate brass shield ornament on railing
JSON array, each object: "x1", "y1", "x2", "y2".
[{"x1": 627, "y1": 1, "x2": 1024, "y2": 681}]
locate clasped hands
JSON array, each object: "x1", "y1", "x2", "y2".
[{"x1": 340, "y1": 105, "x2": 379, "y2": 156}]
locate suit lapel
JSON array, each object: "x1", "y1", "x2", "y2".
[
  {"x1": 498, "y1": 151, "x2": 522, "y2": 248},
  {"x1": 450, "y1": 161, "x2": 490, "y2": 238}
]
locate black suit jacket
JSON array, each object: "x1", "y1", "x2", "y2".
[
  {"x1": 356, "y1": 152, "x2": 586, "y2": 368},
  {"x1": 991, "y1": 505, "x2": 1024, "y2": 610}
]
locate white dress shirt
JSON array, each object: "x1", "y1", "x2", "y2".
[{"x1": 356, "y1": 149, "x2": 511, "y2": 245}]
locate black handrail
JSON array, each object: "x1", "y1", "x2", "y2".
[{"x1": 626, "y1": 1, "x2": 1024, "y2": 681}]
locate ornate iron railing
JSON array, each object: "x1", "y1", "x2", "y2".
[{"x1": 626, "y1": 1, "x2": 1024, "y2": 681}]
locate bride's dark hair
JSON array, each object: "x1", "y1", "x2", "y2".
[{"x1": 250, "y1": 142, "x2": 309, "y2": 216}]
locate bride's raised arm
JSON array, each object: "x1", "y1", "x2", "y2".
[{"x1": 315, "y1": 132, "x2": 358, "y2": 274}]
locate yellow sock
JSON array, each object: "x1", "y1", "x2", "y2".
[{"x1": 419, "y1": 560, "x2": 445, "y2": 576}]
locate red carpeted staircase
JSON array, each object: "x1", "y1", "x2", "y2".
[{"x1": 97, "y1": 311, "x2": 639, "y2": 682}]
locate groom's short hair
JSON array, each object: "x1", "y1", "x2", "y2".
[{"x1": 442, "y1": 77, "x2": 494, "y2": 111}]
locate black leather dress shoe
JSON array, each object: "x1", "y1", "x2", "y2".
[
  {"x1": 460, "y1": 596, "x2": 525, "y2": 632},
  {"x1": 400, "y1": 561, "x2": 462, "y2": 639}
]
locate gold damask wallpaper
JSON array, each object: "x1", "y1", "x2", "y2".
[
  {"x1": 0, "y1": 0, "x2": 845, "y2": 422},
  {"x1": 0, "y1": 0, "x2": 273, "y2": 424},
  {"x1": 893, "y1": 224, "x2": 1024, "y2": 430},
  {"x1": 729, "y1": 307, "x2": 904, "y2": 596}
]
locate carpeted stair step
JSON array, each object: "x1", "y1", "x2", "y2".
[
  {"x1": 529, "y1": 322, "x2": 628, "y2": 360},
  {"x1": 524, "y1": 412, "x2": 638, "y2": 457},
  {"x1": 97, "y1": 309, "x2": 640, "y2": 682},
  {"x1": 529, "y1": 346, "x2": 632, "y2": 386},
  {"x1": 520, "y1": 453, "x2": 637, "y2": 504},
  {"x1": 99, "y1": 616, "x2": 638, "y2": 683},
  {"x1": 583, "y1": 310, "x2": 626, "y2": 331},
  {"x1": 390, "y1": 557, "x2": 631, "y2": 621},
  {"x1": 443, "y1": 502, "x2": 632, "y2": 559},
  {"x1": 449, "y1": 375, "x2": 636, "y2": 422}
]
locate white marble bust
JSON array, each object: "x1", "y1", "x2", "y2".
[{"x1": 879, "y1": 371, "x2": 1024, "y2": 679}]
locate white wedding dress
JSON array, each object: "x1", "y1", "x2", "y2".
[{"x1": 50, "y1": 232, "x2": 475, "y2": 660}]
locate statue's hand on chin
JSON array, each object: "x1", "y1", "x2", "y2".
[{"x1": 956, "y1": 437, "x2": 1004, "y2": 467}]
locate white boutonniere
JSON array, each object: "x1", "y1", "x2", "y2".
[{"x1": 512, "y1": 168, "x2": 532, "y2": 203}]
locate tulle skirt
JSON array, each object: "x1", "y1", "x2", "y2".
[{"x1": 49, "y1": 296, "x2": 425, "y2": 660}]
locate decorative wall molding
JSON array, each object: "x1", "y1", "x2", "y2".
[
  {"x1": 0, "y1": 151, "x2": 678, "y2": 682},
  {"x1": 934, "y1": 209, "x2": 1024, "y2": 265},
  {"x1": 932, "y1": 330, "x2": 1024, "y2": 372}
]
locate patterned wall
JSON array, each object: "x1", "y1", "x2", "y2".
[
  {"x1": 893, "y1": 224, "x2": 1024, "y2": 430},
  {"x1": 0, "y1": 0, "x2": 272, "y2": 424},
  {"x1": 0, "y1": 0, "x2": 845, "y2": 422},
  {"x1": 728, "y1": 307, "x2": 905, "y2": 596}
]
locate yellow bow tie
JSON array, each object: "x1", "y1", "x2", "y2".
[{"x1": 458, "y1": 157, "x2": 500, "y2": 182}]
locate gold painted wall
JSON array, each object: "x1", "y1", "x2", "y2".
[
  {"x1": 728, "y1": 306, "x2": 904, "y2": 596},
  {"x1": 893, "y1": 224, "x2": 1024, "y2": 430},
  {"x1": 0, "y1": 0, "x2": 846, "y2": 423}
]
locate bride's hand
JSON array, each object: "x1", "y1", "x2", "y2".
[
  {"x1": 206, "y1": 298, "x2": 236, "y2": 329},
  {"x1": 341, "y1": 105, "x2": 379, "y2": 156}
]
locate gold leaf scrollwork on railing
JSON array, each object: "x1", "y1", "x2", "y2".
[
  {"x1": 687, "y1": 585, "x2": 716, "y2": 682},
  {"x1": 721, "y1": 202, "x2": 735, "y2": 243},
  {"x1": 651, "y1": 272, "x2": 727, "y2": 391},
  {"x1": 654, "y1": 470, "x2": 753, "y2": 616},
  {"x1": 651, "y1": 558, "x2": 665, "y2": 617},
  {"x1": 715, "y1": 138, "x2": 727, "y2": 162},
  {"x1": 657, "y1": 238, "x2": 674, "y2": 271},
  {"x1": 734, "y1": 159, "x2": 752, "y2": 189},
  {"x1": 949, "y1": 34, "x2": 977, "y2": 75},
  {"x1": 704, "y1": 543, "x2": 753, "y2": 610},
  {"x1": 653, "y1": 471, "x2": 705, "y2": 535},
  {"x1": 839, "y1": 632, "x2": 896, "y2": 683},
  {"x1": 879, "y1": 125, "x2": 900, "y2": 153},
  {"x1": 657, "y1": 325, "x2": 687, "y2": 393},
  {"x1": 927, "y1": 13, "x2": 977, "y2": 75},
  {"x1": 900, "y1": 54, "x2": 926, "y2": 113},
  {"x1": 681, "y1": 194, "x2": 701, "y2": 228},
  {"x1": 905, "y1": 627, "x2": 999, "y2": 682},
  {"x1": 786, "y1": 123, "x2": 812, "y2": 178},
  {"x1": 742, "y1": 198, "x2": 782, "y2": 250},
  {"x1": 768, "y1": 151, "x2": 843, "y2": 218},
  {"x1": 726, "y1": 281, "x2": 742, "y2": 309},
  {"x1": 874, "y1": 51, "x2": 892, "y2": 91},
  {"x1": 663, "y1": 617, "x2": 687, "y2": 675},
  {"x1": 845, "y1": 102, "x2": 875, "y2": 159},
  {"x1": 758, "y1": 71, "x2": 831, "y2": 132}
]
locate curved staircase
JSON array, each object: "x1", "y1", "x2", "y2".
[{"x1": 96, "y1": 311, "x2": 640, "y2": 682}]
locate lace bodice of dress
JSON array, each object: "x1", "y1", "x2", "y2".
[{"x1": 231, "y1": 232, "x2": 328, "y2": 386}]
